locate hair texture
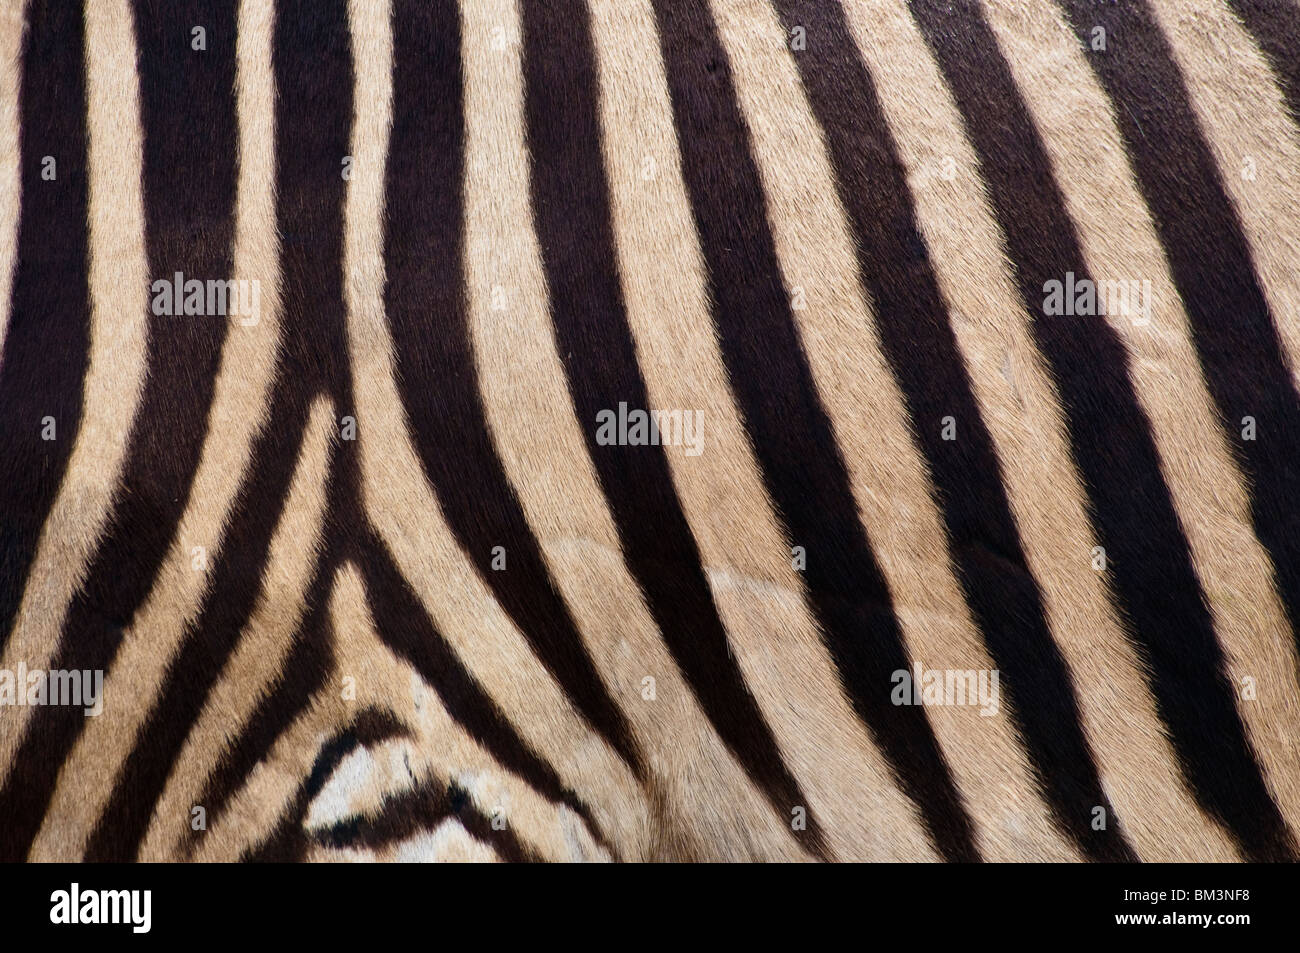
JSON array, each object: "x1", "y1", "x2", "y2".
[{"x1": 1, "y1": 0, "x2": 1298, "y2": 862}]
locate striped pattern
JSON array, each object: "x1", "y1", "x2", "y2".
[{"x1": 0, "y1": 0, "x2": 1297, "y2": 862}]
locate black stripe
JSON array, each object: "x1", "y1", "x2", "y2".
[
  {"x1": 382, "y1": 0, "x2": 643, "y2": 779},
  {"x1": 0, "y1": 0, "x2": 91, "y2": 651},
  {"x1": 521, "y1": 0, "x2": 829, "y2": 860},
  {"x1": 646, "y1": 0, "x2": 978, "y2": 862},
  {"x1": 1226, "y1": 0, "x2": 1300, "y2": 129},
  {"x1": 182, "y1": 569, "x2": 334, "y2": 859},
  {"x1": 771, "y1": 0, "x2": 1136, "y2": 862},
  {"x1": 308, "y1": 779, "x2": 544, "y2": 862},
  {"x1": 356, "y1": 531, "x2": 618, "y2": 860},
  {"x1": 244, "y1": 709, "x2": 413, "y2": 863},
  {"x1": 1058, "y1": 0, "x2": 1300, "y2": 691},
  {"x1": 83, "y1": 399, "x2": 321, "y2": 861},
  {"x1": 910, "y1": 0, "x2": 1296, "y2": 863},
  {"x1": 0, "y1": 0, "x2": 238, "y2": 861},
  {"x1": 83, "y1": 0, "x2": 357, "y2": 861}
]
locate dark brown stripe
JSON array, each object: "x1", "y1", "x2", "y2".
[
  {"x1": 382, "y1": 0, "x2": 643, "y2": 779},
  {"x1": 646, "y1": 0, "x2": 978, "y2": 862},
  {"x1": 911, "y1": 0, "x2": 1296, "y2": 863},
  {"x1": 0, "y1": 0, "x2": 91, "y2": 651},
  {"x1": 521, "y1": 0, "x2": 829, "y2": 861},
  {"x1": 0, "y1": 0, "x2": 238, "y2": 861},
  {"x1": 183, "y1": 568, "x2": 335, "y2": 859},
  {"x1": 770, "y1": 0, "x2": 1135, "y2": 863}
]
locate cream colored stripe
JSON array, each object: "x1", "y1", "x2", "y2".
[
  {"x1": 707, "y1": 0, "x2": 1075, "y2": 861},
  {"x1": 841, "y1": 0, "x2": 1236, "y2": 862},
  {"x1": 344, "y1": 0, "x2": 644, "y2": 855},
  {"x1": 24, "y1": 0, "x2": 288, "y2": 859},
  {"x1": 132, "y1": 398, "x2": 335, "y2": 862},
  {"x1": 1156, "y1": 0, "x2": 1300, "y2": 381},
  {"x1": 463, "y1": 0, "x2": 809, "y2": 861},
  {"x1": 583, "y1": 0, "x2": 939, "y2": 862},
  {"x1": 0, "y1": 0, "x2": 149, "y2": 780},
  {"x1": 981, "y1": 0, "x2": 1300, "y2": 848},
  {"x1": 0, "y1": 0, "x2": 23, "y2": 357}
]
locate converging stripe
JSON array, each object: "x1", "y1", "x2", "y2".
[{"x1": 2, "y1": 0, "x2": 1297, "y2": 864}]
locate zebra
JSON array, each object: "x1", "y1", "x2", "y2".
[{"x1": 0, "y1": 0, "x2": 1298, "y2": 862}]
